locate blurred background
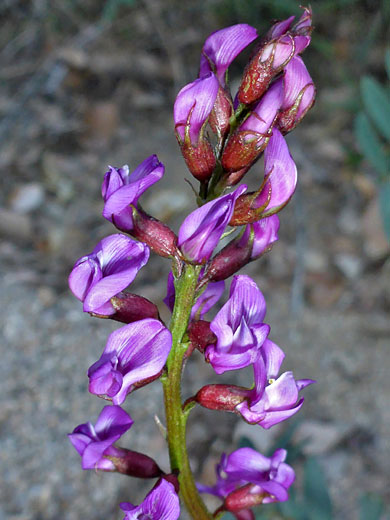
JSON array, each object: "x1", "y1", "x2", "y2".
[{"x1": 1, "y1": 1, "x2": 389, "y2": 519}]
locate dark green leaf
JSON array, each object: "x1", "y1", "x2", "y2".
[
  {"x1": 359, "y1": 494, "x2": 384, "y2": 520},
  {"x1": 303, "y1": 458, "x2": 332, "y2": 520},
  {"x1": 361, "y1": 76, "x2": 390, "y2": 141},
  {"x1": 354, "y1": 112, "x2": 389, "y2": 177}
]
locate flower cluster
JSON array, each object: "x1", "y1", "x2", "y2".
[{"x1": 68, "y1": 7, "x2": 315, "y2": 518}]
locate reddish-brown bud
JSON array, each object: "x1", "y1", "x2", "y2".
[
  {"x1": 92, "y1": 292, "x2": 160, "y2": 324},
  {"x1": 205, "y1": 236, "x2": 252, "y2": 283},
  {"x1": 131, "y1": 207, "x2": 179, "y2": 258},
  {"x1": 225, "y1": 484, "x2": 266, "y2": 512},
  {"x1": 209, "y1": 87, "x2": 233, "y2": 137},
  {"x1": 238, "y1": 53, "x2": 277, "y2": 106},
  {"x1": 229, "y1": 183, "x2": 272, "y2": 226},
  {"x1": 195, "y1": 384, "x2": 247, "y2": 412},
  {"x1": 161, "y1": 473, "x2": 180, "y2": 494},
  {"x1": 180, "y1": 139, "x2": 216, "y2": 182},
  {"x1": 187, "y1": 320, "x2": 216, "y2": 353},
  {"x1": 221, "y1": 131, "x2": 270, "y2": 172},
  {"x1": 106, "y1": 448, "x2": 162, "y2": 479}
]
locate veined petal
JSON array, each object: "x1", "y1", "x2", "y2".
[
  {"x1": 263, "y1": 371, "x2": 299, "y2": 409},
  {"x1": 250, "y1": 216, "x2": 280, "y2": 259},
  {"x1": 82, "y1": 438, "x2": 118, "y2": 470},
  {"x1": 224, "y1": 447, "x2": 271, "y2": 479},
  {"x1": 262, "y1": 127, "x2": 297, "y2": 215},
  {"x1": 174, "y1": 73, "x2": 219, "y2": 144},
  {"x1": 121, "y1": 479, "x2": 180, "y2": 520},
  {"x1": 200, "y1": 24, "x2": 258, "y2": 84},
  {"x1": 241, "y1": 80, "x2": 283, "y2": 134},
  {"x1": 101, "y1": 165, "x2": 129, "y2": 200},
  {"x1": 178, "y1": 185, "x2": 246, "y2": 263},
  {"x1": 229, "y1": 275, "x2": 267, "y2": 326},
  {"x1": 261, "y1": 339, "x2": 285, "y2": 379},
  {"x1": 68, "y1": 256, "x2": 102, "y2": 302},
  {"x1": 258, "y1": 480, "x2": 289, "y2": 502},
  {"x1": 260, "y1": 399, "x2": 305, "y2": 429},
  {"x1": 282, "y1": 56, "x2": 314, "y2": 114},
  {"x1": 268, "y1": 16, "x2": 295, "y2": 38},
  {"x1": 94, "y1": 405, "x2": 133, "y2": 440}
]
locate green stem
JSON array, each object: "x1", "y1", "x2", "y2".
[{"x1": 163, "y1": 264, "x2": 213, "y2": 520}]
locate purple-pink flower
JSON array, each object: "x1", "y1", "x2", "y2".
[
  {"x1": 178, "y1": 185, "x2": 246, "y2": 264},
  {"x1": 68, "y1": 405, "x2": 133, "y2": 470},
  {"x1": 199, "y1": 447, "x2": 295, "y2": 507},
  {"x1": 88, "y1": 318, "x2": 172, "y2": 405},
  {"x1": 102, "y1": 155, "x2": 164, "y2": 231},
  {"x1": 205, "y1": 275, "x2": 270, "y2": 374},
  {"x1": 236, "y1": 339, "x2": 315, "y2": 429},
  {"x1": 120, "y1": 479, "x2": 180, "y2": 520},
  {"x1": 199, "y1": 24, "x2": 258, "y2": 85},
  {"x1": 174, "y1": 73, "x2": 219, "y2": 146},
  {"x1": 68, "y1": 234, "x2": 149, "y2": 315},
  {"x1": 278, "y1": 55, "x2": 316, "y2": 133}
]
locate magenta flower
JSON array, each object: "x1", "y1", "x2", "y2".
[
  {"x1": 236, "y1": 339, "x2": 315, "y2": 429},
  {"x1": 120, "y1": 479, "x2": 180, "y2": 520},
  {"x1": 178, "y1": 185, "x2": 246, "y2": 264},
  {"x1": 68, "y1": 405, "x2": 133, "y2": 470},
  {"x1": 205, "y1": 275, "x2": 270, "y2": 374},
  {"x1": 88, "y1": 319, "x2": 172, "y2": 405},
  {"x1": 174, "y1": 73, "x2": 219, "y2": 145},
  {"x1": 68, "y1": 234, "x2": 149, "y2": 315},
  {"x1": 222, "y1": 81, "x2": 283, "y2": 172},
  {"x1": 101, "y1": 155, "x2": 164, "y2": 231},
  {"x1": 278, "y1": 56, "x2": 316, "y2": 133},
  {"x1": 260, "y1": 126, "x2": 297, "y2": 217},
  {"x1": 199, "y1": 24, "x2": 258, "y2": 85},
  {"x1": 199, "y1": 447, "x2": 295, "y2": 507},
  {"x1": 205, "y1": 216, "x2": 280, "y2": 282}
]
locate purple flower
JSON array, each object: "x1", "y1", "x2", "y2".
[
  {"x1": 259, "y1": 126, "x2": 298, "y2": 217},
  {"x1": 239, "y1": 216, "x2": 280, "y2": 260},
  {"x1": 68, "y1": 405, "x2": 133, "y2": 470},
  {"x1": 174, "y1": 73, "x2": 219, "y2": 145},
  {"x1": 236, "y1": 339, "x2": 315, "y2": 428},
  {"x1": 199, "y1": 24, "x2": 258, "y2": 85},
  {"x1": 199, "y1": 447, "x2": 295, "y2": 506},
  {"x1": 164, "y1": 271, "x2": 224, "y2": 319},
  {"x1": 68, "y1": 234, "x2": 149, "y2": 315},
  {"x1": 278, "y1": 56, "x2": 315, "y2": 133},
  {"x1": 205, "y1": 275, "x2": 270, "y2": 374},
  {"x1": 120, "y1": 479, "x2": 180, "y2": 520},
  {"x1": 102, "y1": 155, "x2": 164, "y2": 231},
  {"x1": 88, "y1": 319, "x2": 172, "y2": 405},
  {"x1": 178, "y1": 185, "x2": 246, "y2": 264}
]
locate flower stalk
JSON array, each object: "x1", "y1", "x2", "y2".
[{"x1": 163, "y1": 263, "x2": 212, "y2": 519}]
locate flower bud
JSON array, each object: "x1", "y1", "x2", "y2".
[
  {"x1": 106, "y1": 447, "x2": 162, "y2": 478},
  {"x1": 225, "y1": 484, "x2": 266, "y2": 512},
  {"x1": 174, "y1": 73, "x2": 219, "y2": 181},
  {"x1": 277, "y1": 56, "x2": 315, "y2": 134},
  {"x1": 92, "y1": 292, "x2": 160, "y2": 324},
  {"x1": 238, "y1": 7, "x2": 312, "y2": 105},
  {"x1": 130, "y1": 206, "x2": 179, "y2": 258},
  {"x1": 195, "y1": 384, "x2": 247, "y2": 411},
  {"x1": 187, "y1": 320, "x2": 216, "y2": 353},
  {"x1": 180, "y1": 138, "x2": 216, "y2": 182},
  {"x1": 208, "y1": 87, "x2": 233, "y2": 137},
  {"x1": 222, "y1": 81, "x2": 282, "y2": 172}
]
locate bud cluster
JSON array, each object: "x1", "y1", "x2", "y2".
[{"x1": 67, "y1": 8, "x2": 316, "y2": 519}]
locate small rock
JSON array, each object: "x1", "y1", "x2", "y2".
[
  {"x1": 0, "y1": 208, "x2": 33, "y2": 241},
  {"x1": 9, "y1": 183, "x2": 45, "y2": 214}
]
